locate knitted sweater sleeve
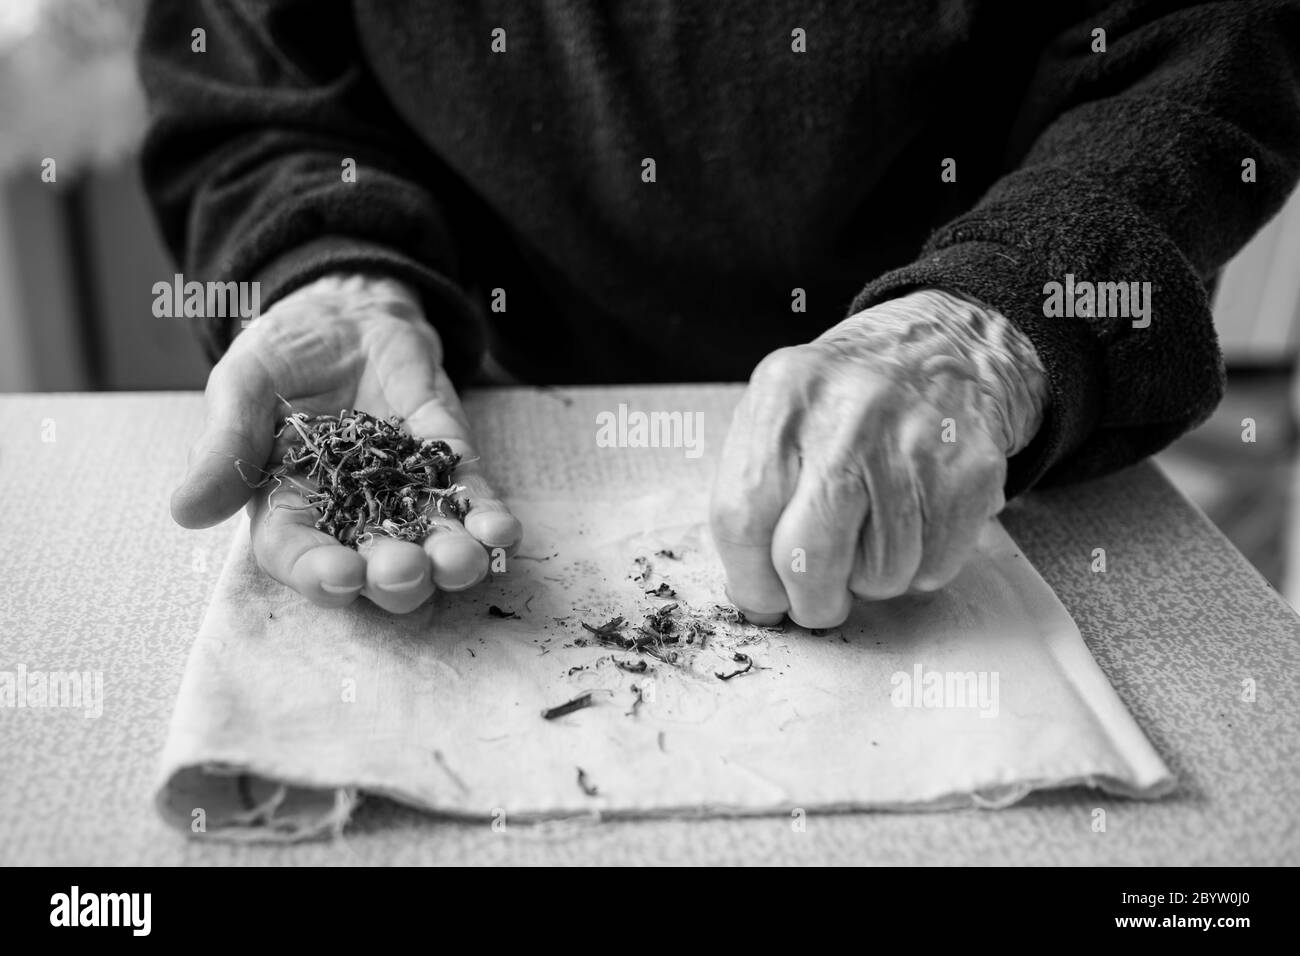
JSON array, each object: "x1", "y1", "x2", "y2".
[{"x1": 850, "y1": 0, "x2": 1300, "y2": 496}]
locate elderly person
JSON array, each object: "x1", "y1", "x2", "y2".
[{"x1": 139, "y1": 1, "x2": 1300, "y2": 626}]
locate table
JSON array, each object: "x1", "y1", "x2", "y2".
[{"x1": 1, "y1": 387, "x2": 1297, "y2": 865}]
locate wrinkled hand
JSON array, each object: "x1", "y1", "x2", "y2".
[
  {"x1": 173, "y1": 273, "x2": 521, "y2": 612},
  {"x1": 710, "y1": 289, "x2": 1048, "y2": 628}
]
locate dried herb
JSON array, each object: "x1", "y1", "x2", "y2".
[
  {"x1": 644, "y1": 603, "x2": 678, "y2": 635},
  {"x1": 645, "y1": 583, "x2": 677, "y2": 598},
  {"x1": 713, "y1": 604, "x2": 785, "y2": 632},
  {"x1": 626, "y1": 684, "x2": 644, "y2": 717},
  {"x1": 630, "y1": 556, "x2": 651, "y2": 584},
  {"x1": 541, "y1": 692, "x2": 594, "y2": 720},
  {"x1": 581, "y1": 606, "x2": 689, "y2": 664},
  {"x1": 715, "y1": 652, "x2": 755, "y2": 681},
  {"x1": 264, "y1": 409, "x2": 465, "y2": 547},
  {"x1": 643, "y1": 645, "x2": 679, "y2": 665},
  {"x1": 488, "y1": 605, "x2": 518, "y2": 619},
  {"x1": 655, "y1": 549, "x2": 679, "y2": 560},
  {"x1": 685, "y1": 620, "x2": 713, "y2": 647},
  {"x1": 581, "y1": 616, "x2": 626, "y2": 638},
  {"x1": 713, "y1": 604, "x2": 746, "y2": 625},
  {"x1": 576, "y1": 767, "x2": 599, "y2": 796},
  {"x1": 568, "y1": 601, "x2": 766, "y2": 678},
  {"x1": 431, "y1": 750, "x2": 468, "y2": 793}
]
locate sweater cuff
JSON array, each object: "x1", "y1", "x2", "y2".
[
  {"x1": 849, "y1": 241, "x2": 1104, "y2": 499},
  {"x1": 199, "y1": 236, "x2": 486, "y2": 386}
]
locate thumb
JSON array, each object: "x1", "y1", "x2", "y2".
[{"x1": 172, "y1": 349, "x2": 277, "y2": 529}]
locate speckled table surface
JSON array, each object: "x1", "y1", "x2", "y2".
[{"x1": 1, "y1": 387, "x2": 1297, "y2": 865}]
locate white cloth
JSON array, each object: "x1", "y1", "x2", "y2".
[{"x1": 156, "y1": 495, "x2": 1172, "y2": 840}]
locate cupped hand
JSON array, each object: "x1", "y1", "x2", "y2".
[
  {"x1": 173, "y1": 273, "x2": 522, "y2": 612},
  {"x1": 709, "y1": 289, "x2": 1047, "y2": 629}
]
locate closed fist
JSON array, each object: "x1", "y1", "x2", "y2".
[{"x1": 710, "y1": 289, "x2": 1048, "y2": 628}]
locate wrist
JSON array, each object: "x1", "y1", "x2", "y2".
[{"x1": 273, "y1": 272, "x2": 425, "y2": 317}]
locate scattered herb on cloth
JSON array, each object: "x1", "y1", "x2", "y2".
[{"x1": 541, "y1": 692, "x2": 595, "y2": 720}]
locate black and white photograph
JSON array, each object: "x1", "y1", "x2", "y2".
[{"x1": 0, "y1": 0, "x2": 1297, "y2": 904}]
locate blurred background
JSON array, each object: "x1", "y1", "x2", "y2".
[{"x1": 1, "y1": 0, "x2": 1297, "y2": 607}]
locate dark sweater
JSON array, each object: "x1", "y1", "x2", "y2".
[{"x1": 138, "y1": 1, "x2": 1300, "y2": 496}]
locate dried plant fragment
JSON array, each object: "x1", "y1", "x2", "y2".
[{"x1": 266, "y1": 409, "x2": 465, "y2": 548}]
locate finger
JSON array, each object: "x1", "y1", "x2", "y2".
[
  {"x1": 911, "y1": 430, "x2": 1006, "y2": 591},
  {"x1": 173, "y1": 347, "x2": 277, "y2": 529},
  {"x1": 423, "y1": 516, "x2": 490, "y2": 591},
  {"x1": 248, "y1": 479, "x2": 366, "y2": 608},
  {"x1": 434, "y1": 434, "x2": 523, "y2": 550},
  {"x1": 849, "y1": 430, "x2": 923, "y2": 601},
  {"x1": 771, "y1": 463, "x2": 867, "y2": 629},
  {"x1": 358, "y1": 535, "x2": 436, "y2": 614},
  {"x1": 710, "y1": 358, "x2": 804, "y2": 623},
  {"x1": 456, "y1": 460, "x2": 524, "y2": 550},
  {"x1": 911, "y1": 516, "x2": 983, "y2": 593},
  {"x1": 393, "y1": 361, "x2": 524, "y2": 551}
]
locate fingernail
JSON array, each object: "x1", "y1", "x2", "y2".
[
  {"x1": 320, "y1": 582, "x2": 363, "y2": 595},
  {"x1": 433, "y1": 563, "x2": 488, "y2": 591},
  {"x1": 429, "y1": 537, "x2": 490, "y2": 590},
  {"x1": 381, "y1": 574, "x2": 427, "y2": 593}
]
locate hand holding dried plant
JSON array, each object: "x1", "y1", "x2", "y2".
[
  {"x1": 171, "y1": 273, "x2": 522, "y2": 612},
  {"x1": 709, "y1": 289, "x2": 1048, "y2": 628}
]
